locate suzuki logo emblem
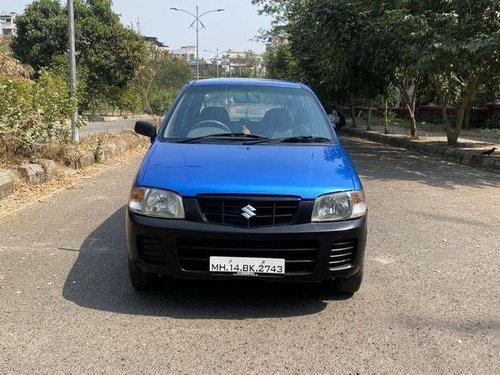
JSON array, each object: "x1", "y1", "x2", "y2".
[{"x1": 241, "y1": 205, "x2": 257, "y2": 219}]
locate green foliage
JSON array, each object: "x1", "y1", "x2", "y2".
[
  {"x1": 11, "y1": 0, "x2": 67, "y2": 70},
  {"x1": 13, "y1": 0, "x2": 147, "y2": 112},
  {"x1": 0, "y1": 70, "x2": 75, "y2": 156},
  {"x1": 254, "y1": 0, "x2": 500, "y2": 143},
  {"x1": 132, "y1": 47, "x2": 192, "y2": 115},
  {"x1": 265, "y1": 44, "x2": 295, "y2": 80}
]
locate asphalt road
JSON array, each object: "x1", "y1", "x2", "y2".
[
  {"x1": 79, "y1": 119, "x2": 145, "y2": 135},
  {"x1": 0, "y1": 137, "x2": 499, "y2": 374}
]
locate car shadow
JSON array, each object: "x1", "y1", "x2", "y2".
[
  {"x1": 63, "y1": 206, "x2": 350, "y2": 319},
  {"x1": 341, "y1": 136, "x2": 500, "y2": 189}
]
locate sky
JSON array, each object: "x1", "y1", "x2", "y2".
[{"x1": 1, "y1": 0, "x2": 273, "y2": 58}]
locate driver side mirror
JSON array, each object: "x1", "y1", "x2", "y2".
[{"x1": 135, "y1": 121, "x2": 156, "y2": 142}]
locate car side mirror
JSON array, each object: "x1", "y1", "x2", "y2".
[
  {"x1": 135, "y1": 121, "x2": 156, "y2": 142},
  {"x1": 328, "y1": 114, "x2": 338, "y2": 128}
]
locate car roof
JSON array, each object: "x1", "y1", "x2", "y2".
[{"x1": 188, "y1": 78, "x2": 311, "y2": 91}]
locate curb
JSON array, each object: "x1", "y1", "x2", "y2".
[
  {"x1": 0, "y1": 170, "x2": 14, "y2": 199},
  {"x1": 0, "y1": 134, "x2": 145, "y2": 202},
  {"x1": 342, "y1": 128, "x2": 500, "y2": 174}
]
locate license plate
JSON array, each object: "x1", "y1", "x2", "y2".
[{"x1": 209, "y1": 256, "x2": 285, "y2": 276}]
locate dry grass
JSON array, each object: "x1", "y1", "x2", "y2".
[
  {"x1": 0, "y1": 131, "x2": 148, "y2": 218},
  {"x1": 0, "y1": 130, "x2": 145, "y2": 168},
  {"x1": 0, "y1": 147, "x2": 145, "y2": 218}
]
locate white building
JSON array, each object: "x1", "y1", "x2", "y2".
[
  {"x1": 171, "y1": 46, "x2": 196, "y2": 63},
  {"x1": 143, "y1": 36, "x2": 169, "y2": 52},
  {"x1": 0, "y1": 12, "x2": 17, "y2": 36},
  {"x1": 221, "y1": 50, "x2": 261, "y2": 76}
]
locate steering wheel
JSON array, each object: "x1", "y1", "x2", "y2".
[{"x1": 191, "y1": 120, "x2": 231, "y2": 133}]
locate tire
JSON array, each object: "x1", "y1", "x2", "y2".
[
  {"x1": 128, "y1": 258, "x2": 158, "y2": 291},
  {"x1": 331, "y1": 267, "x2": 364, "y2": 294}
]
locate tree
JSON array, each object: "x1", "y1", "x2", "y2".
[
  {"x1": 253, "y1": 0, "x2": 500, "y2": 142},
  {"x1": 12, "y1": 0, "x2": 67, "y2": 70},
  {"x1": 264, "y1": 44, "x2": 294, "y2": 80},
  {"x1": 133, "y1": 47, "x2": 192, "y2": 115},
  {"x1": 12, "y1": 0, "x2": 147, "y2": 111},
  {"x1": 429, "y1": 0, "x2": 500, "y2": 145}
]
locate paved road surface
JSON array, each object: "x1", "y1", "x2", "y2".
[
  {"x1": 79, "y1": 118, "x2": 147, "y2": 135},
  {"x1": 1, "y1": 137, "x2": 499, "y2": 373}
]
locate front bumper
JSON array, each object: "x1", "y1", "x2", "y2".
[{"x1": 126, "y1": 211, "x2": 367, "y2": 282}]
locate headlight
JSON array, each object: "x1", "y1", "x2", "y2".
[
  {"x1": 129, "y1": 187, "x2": 185, "y2": 219},
  {"x1": 312, "y1": 191, "x2": 366, "y2": 222}
]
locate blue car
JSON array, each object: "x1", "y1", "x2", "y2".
[{"x1": 127, "y1": 78, "x2": 367, "y2": 293}]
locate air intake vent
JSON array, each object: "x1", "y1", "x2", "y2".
[
  {"x1": 137, "y1": 235, "x2": 166, "y2": 265},
  {"x1": 329, "y1": 240, "x2": 356, "y2": 270}
]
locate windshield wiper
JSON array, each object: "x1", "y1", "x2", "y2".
[
  {"x1": 177, "y1": 133, "x2": 271, "y2": 144},
  {"x1": 244, "y1": 135, "x2": 333, "y2": 145},
  {"x1": 275, "y1": 136, "x2": 332, "y2": 143}
]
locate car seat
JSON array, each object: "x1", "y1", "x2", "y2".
[
  {"x1": 261, "y1": 108, "x2": 294, "y2": 137},
  {"x1": 199, "y1": 107, "x2": 231, "y2": 126}
]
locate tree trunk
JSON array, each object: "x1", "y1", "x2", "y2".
[
  {"x1": 446, "y1": 72, "x2": 480, "y2": 146},
  {"x1": 384, "y1": 98, "x2": 389, "y2": 134},
  {"x1": 400, "y1": 77, "x2": 418, "y2": 139},
  {"x1": 350, "y1": 96, "x2": 357, "y2": 127},
  {"x1": 440, "y1": 90, "x2": 450, "y2": 129},
  {"x1": 144, "y1": 76, "x2": 156, "y2": 115},
  {"x1": 367, "y1": 100, "x2": 373, "y2": 131},
  {"x1": 408, "y1": 111, "x2": 417, "y2": 138},
  {"x1": 441, "y1": 105, "x2": 449, "y2": 127},
  {"x1": 463, "y1": 102, "x2": 472, "y2": 130}
]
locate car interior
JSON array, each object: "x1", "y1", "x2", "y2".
[{"x1": 163, "y1": 87, "x2": 332, "y2": 140}]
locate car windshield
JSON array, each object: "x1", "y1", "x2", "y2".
[{"x1": 162, "y1": 84, "x2": 334, "y2": 143}]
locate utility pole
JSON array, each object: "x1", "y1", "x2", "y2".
[
  {"x1": 170, "y1": 5, "x2": 225, "y2": 80},
  {"x1": 68, "y1": 0, "x2": 78, "y2": 143}
]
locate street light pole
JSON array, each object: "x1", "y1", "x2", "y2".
[
  {"x1": 170, "y1": 5, "x2": 225, "y2": 80},
  {"x1": 216, "y1": 48, "x2": 219, "y2": 77},
  {"x1": 68, "y1": 0, "x2": 78, "y2": 143},
  {"x1": 203, "y1": 48, "x2": 223, "y2": 78},
  {"x1": 196, "y1": 5, "x2": 199, "y2": 79}
]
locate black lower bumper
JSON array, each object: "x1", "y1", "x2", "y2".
[{"x1": 126, "y1": 211, "x2": 367, "y2": 282}]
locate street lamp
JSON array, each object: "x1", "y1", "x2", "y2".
[
  {"x1": 170, "y1": 5, "x2": 225, "y2": 79},
  {"x1": 68, "y1": 0, "x2": 78, "y2": 143},
  {"x1": 203, "y1": 48, "x2": 227, "y2": 78}
]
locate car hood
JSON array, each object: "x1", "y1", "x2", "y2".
[{"x1": 137, "y1": 142, "x2": 356, "y2": 199}]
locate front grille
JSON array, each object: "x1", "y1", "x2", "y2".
[
  {"x1": 329, "y1": 240, "x2": 356, "y2": 270},
  {"x1": 177, "y1": 238, "x2": 319, "y2": 275},
  {"x1": 137, "y1": 235, "x2": 166, "y2": 265},
  {"x1": 197, "y1": 196, "x2": 300, "y2": 228}
]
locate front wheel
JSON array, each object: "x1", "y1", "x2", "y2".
[{"x1": 128, "y1": 259, "x2": 159, "y2": 291}]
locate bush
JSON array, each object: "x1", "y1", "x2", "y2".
[
  {"x1": 0, "y1": 69, "x2": 75, "y2": 157},
  {"x1": 484, "y1": 112, "x2": 500, "y2": 129}
]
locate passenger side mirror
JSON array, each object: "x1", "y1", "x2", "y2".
[{"x1": 135, "y1": 121, "x2": 156, "y2": 142}]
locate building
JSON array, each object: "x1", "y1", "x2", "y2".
[
  {"x1": 0, "y1": 12, "x2": 17, "y2": 37},
  {"x1": 221, "y1": 50, "x2": 262, "y2": 77},
  {"x1": 143, "y1": 36, "x2": 169, "y2": 52},
  {"x1": 266, "y1": 25, "x2": 289, "y2": 51},
  {"x1": 171, "y1": 46, "x2": 196, "y2": 64}
]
